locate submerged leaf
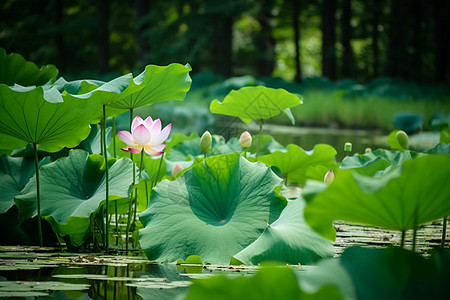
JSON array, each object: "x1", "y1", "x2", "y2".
[{"x1": 139, "y1": 153, "x2": 286, "y2": 264}]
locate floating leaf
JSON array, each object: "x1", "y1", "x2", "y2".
[
  {"x1": 259, "y1": 144, "x2": 337, "y2": 185},
  {"x1": 15, "y1": 150, "x2": 134, "y2": 246},
  {"x1": 304, "y1": 154, "x2": 450, "y2": 240},
  {"x1": 210, "y1": 86, "x2": 302, "y2": 124},
  {"x1": 139, "y1": 153, "x2": 286, "y2": 264},
  {"x1": 0, "y1": 48, "x2": 58, "y2": 86},
  {"x1": 232, "y1": 198, "x2": 334, "y2": 266}
]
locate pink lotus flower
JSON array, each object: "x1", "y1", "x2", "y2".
[{"x1": 118, "y1": 115, "x2": 171, "y2": 156}]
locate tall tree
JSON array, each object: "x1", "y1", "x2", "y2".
[
  {"x1": 55, "y1": 0, "x2": 66, "y2": 73},
  {"x1": 136, "y1": 0, "x2": 151, "y2": 69},
  {"x1": 434, "y1": 0, "x2": 450, "y2": 83},
  {"x1": 369, "y1": 0, "x2": 381, "y2": 77},
  {"x1": 340, "y1": 0, "x2": 354, "y2": 78},
  {"x1": 99, "y1": 0, "x2": 110, "y2": 73},
  {"x1": 321, "y1": 0, "x2": 337, "y2": 80},
  {"x1": 292, "y1": 0, "x2": 302, "y2": 82},
  {"x1": 254, "y1": 0, "x2": 276, "y2": 76}
]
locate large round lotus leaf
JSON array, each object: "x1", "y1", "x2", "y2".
[
  {"x1": 0, "y1": 155, "x2": 48, "y2": 214},
  {"x1": 0, "y1": 47, "x2": 58, "y2": 86},
  {"x1": 15, "y1": 150, "x2": 134, "y2": 245},
  {"x1": 259, "y1": 144, "x2": 337, "y2": 185},
  {"x1": 139, "y1": 153, "x2": 286, "y2": 264},
  {"x1": 209, "y1": 86, "x2": 302, "y2": 124},
  {"x1": 340, "y1": 149, "x2": 424, "y2": 177},
  {"x1": 0, "y1": 84, "x2": 99, "y2": 153},
  {"x1": 304, "y1": 154, "x2": 450, "y2": 240},
  {"x1": 108, "y1": 63, "x2": 192, "y2": 109},
  {"x1": 232, "y1": 198, "x2": 334, "y2": 266}
]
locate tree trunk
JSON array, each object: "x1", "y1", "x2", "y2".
[
  {"x1": 99, "y1": 0, "x2": 110, "y2": 73},
  {"x1": 321, "y1": 0, "x2": 337, "y2": 80},
  {"x1": 136, "y1": 0, "x2": 150, "y2": 69},
  {"x1": 292, "y1": 0, "x2": 302, "y2": 82},
  {"x1": 55, "y1": 0, "x2": 66, "y2": 73},
  {"x1": 255, "y1": 0, "x2": 276, "y2": 76},
  {"x1": 434, "y1": 0, "x2": 450, "y2": 83},
  {"x1": 340, "y1": 0, "x2": 354, "y2": 78},
  {"x1": 211, "y1": 16, "x2": 233, "y2": 77},
  {"x1": 370, "y1": 0, "x2": 380, "y2": 77}
]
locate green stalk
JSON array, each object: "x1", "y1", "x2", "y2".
[
  {"x1": 400, "y1": 230, "x2": 406, "y2": 249},
  {"x1": 125, "y1": 108, "x2": 135, "y2": 255},
  {"x1": 112, "y1": 116, "x2": 119, "y2": 244},
  {"x1": 256, "y1": 119, "x2": 263, "y2": 160},
  {"x1": 412, "y1": 204, "x2": 419, "y2": 252},
  {"x1": 132, "y1": 151, "x2": 145, "y2": 231},
  {"x1": 442, "y1": 216, "x2": 448, "y2": 247},
  {"x1": 152, "y1": 153, "x2": 165, "y2": 189},
  {"x1": 33, "y1": 143, "x2": 43, "y2": 246},
  {"x1": 102, "y1": 105, "x2": 110, "y2": 252}
]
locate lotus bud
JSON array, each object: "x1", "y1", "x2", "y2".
[
  {"x1": 240, "y1": 131, "x2": 252, "y2": 148},
  {"x1": 365, "y1": 147, "x2": 372, "y2": 153},
  {"x1": 324, "y1": 170, "x2": 335, "y2": 185},
  {"x1": 396, "y1": 130, "x2": 409, "y2": 150},
  {"x1": 172, "y1": 163, "x2": 184, "y2": 177},
  {"x1": 200, "y1": 130, "x2": 212, "y2": 153},
  {"x1": 344, "y1": 142, "x2": 352, "y2": 153}
]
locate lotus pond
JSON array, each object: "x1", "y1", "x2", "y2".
[{"x1": 0, "y1": 49, "x2": 449, "y2": 299}]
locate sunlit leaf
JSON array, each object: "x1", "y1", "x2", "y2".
[
  {"x1": 139, "y1": 153, "x2": 286, "y2": 264},
  {"x1": 210, "y1": 86, "x2": 302, "y2": 124},
  {"x1": 304, "y1": 154, "x2": 450, "y2": 240},
  {"x1": 232, "y1": 198, "x2": 334, "y2": 266},
  {"x1": 0, "y1": 84, "x2": 99, "y2": 152},
  {"x1": 259, "y1": 144, "x2": 337, "y2": 185},
  {"x1": 0, "y1": 48, "x2": 58, "y2": 86}
]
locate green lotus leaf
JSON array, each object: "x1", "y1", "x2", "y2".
[
  {"x1": 304, "y1": 154, "x2": 450, "y2": 240},
  {"x1": 108, "y1": 63, "x2": 192, "y2": 109},
  {"x1": 184, "y1": 265, "x2": 344, "y2": 300},
  {"x1": 340, "y1": 149, "x2": 424, "y2": 177},
  {"x1": 424, "y1": 142, "x2": 450, "y2": 154},
  {"x1": 139, "y1": 153, "x2": 286, "y2": 264},
  {"x1": 0, "y1": 48, "x2": 58, "y2": 86},
  {"x1": 299, "y1": 247, "x2": 449, "y2": 300},
  {"x1": 0, "y1": 84, "x2": 100, "y2": 152},
  {"x1": 0, "y1": 134, "x2": 28, "y2": 154},
  {"x1": 209, "y1": 86, "x2": 302, "y2": 124},
  {"x1": 259, "y1": 144, "x2": 337, "y2": 185},
  {"x1": 232, "y1": 198, "x2": 334, "y2": 266},
  {"x1": 246, "y1": 134, "x2": 286, "y2": 157},
  {"x1": 0, "y1": 155, "x2": 49, "y2": 214},
  {"x1": 15, "y1": 150, "x2": 134, "y2": 245}
]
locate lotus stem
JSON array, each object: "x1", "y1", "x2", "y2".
[
  {"x1": 412, "y1": 204, "x2": 419, "y2": 252},
  {"x1": 442, "y1": 216, "x2": 448, "y2": 247},
  {"x1": 132, "y1": 151, "x2": 145, "y2": 231},
  {"x1": 33, "y1": 143, "x2": 43, "y2": 246},
  {"x1": 102, "y1": 105, "x2": 110, "y2": 252},
  {"x1": 152, "y1": 153, "x2": 165, "y2": 189},
  {"x1": 126, "y1": 108, "x2": 135, "y2": 255},
  {"x1": 400, "y1": 230, "x2": 406, "y2": 249},
  {"x1": 111, "y1": 116, "x2": 119, "y2": 245},
  {"x1": 256, "y1": 119, "x2": 263, "y2": 160}
]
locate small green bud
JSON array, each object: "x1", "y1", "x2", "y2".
[
  {"x1": 344, "y1": 142, "x2": 352, "y2": 152},
  {"x1": 200, "y1": 130, "x2": 212, "y2": 153},
  {"x1": 396, "y1": 130, "x2": 409, "y2": 150},
  {"x1": 365, "y1": 147, "x2": 372, "y2": 153},
  {"x1": 240, "y1": 131, "x2": 252, "y2": 148},
  {"x1": 324, "y1": 170, "x2": 335, "y2": 185}
]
